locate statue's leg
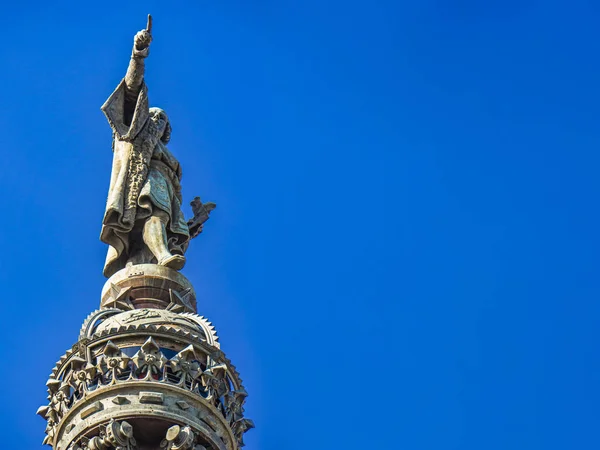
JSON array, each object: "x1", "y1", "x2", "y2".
[
  {"x1": 126, "y1": 242, "x2": 154, "y2": 266},
  {"x1": 125, "y1": 227, "x2": 153, "y2": 267},
  {"x1": 142, "y1": 211, "x2": 186, "y2": 270}
]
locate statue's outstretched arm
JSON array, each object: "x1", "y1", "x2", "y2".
[{"x1": 124, "y1": 16, "x2": 152, "y2": 110}]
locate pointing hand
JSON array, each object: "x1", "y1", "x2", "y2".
[{"x1": 133, "y1": 15, "x2": 153, "y2": 54}]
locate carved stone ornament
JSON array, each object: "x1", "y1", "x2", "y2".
[
  {"x1": 231, "y1": 419, "x2": 255, "y2": 448},
  {"x1": 200, "y1": 360, "x2": 229, "y2": 404},
  {"x1": 168, "y1": 345, "x2": 202, "y2": 387},
  {"x1": 65, "y1": 356, "x2": 97, "y2": 399},
  {"x1": 68, "y1": 420, "x2": 137, "y2": 450},
  {"x1": 188, "y1": 197, "x2": 217, "y2": 239},
  {"x1": 96, "y1": 340, "x2": 131, "y2": 384},
  {"x1": 160, "y1": 425, "x2": 200, "y2": 450},
  {"x1": 224, "y1": 389, "x2": 248, "y2": 424},
  {"x1": 132, "y1": 337, "x2": 168, "y2": 379}
]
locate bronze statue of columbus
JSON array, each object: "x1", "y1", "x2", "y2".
[{"x1": 100, "y1": 16, "x2": 213, "y2": 278}]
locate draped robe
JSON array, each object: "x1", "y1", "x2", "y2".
[{"x1": 100, "y1": 79, "x2": 189, "y2": 277}]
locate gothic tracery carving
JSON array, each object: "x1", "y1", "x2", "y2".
[
  {"x1": 39, "y1": 335, "x2": 250, "y2": 440},
  {"x1": 132, "y1": 337, "x2": 167, "y2": 380}
]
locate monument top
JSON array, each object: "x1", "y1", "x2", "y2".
[{"x1": 38, "y1": 17, "x2": 254, "y2": 450}]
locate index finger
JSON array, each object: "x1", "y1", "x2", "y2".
[{"x1": 146, "y1": 14, "x2": 153, "y2": 34}]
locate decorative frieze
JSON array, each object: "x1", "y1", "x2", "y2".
[{"x1": 39, "y1": 314, "x2": 251, "y2": 449}]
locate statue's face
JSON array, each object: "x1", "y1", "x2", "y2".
[
  {"x1": 148, "y1": 107, "x2": 171, "y2": 143},
  {"x1": 150, "y1": 109, "x2": 168, "y2": 137}
]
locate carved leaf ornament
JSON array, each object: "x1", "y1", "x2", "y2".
[{"x1": 38, "y1": 337, "x2": 251, "y2": 447}]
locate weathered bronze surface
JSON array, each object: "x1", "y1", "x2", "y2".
[{"x1": 100, "y1": 16, "x2": 215, "y2": 278}]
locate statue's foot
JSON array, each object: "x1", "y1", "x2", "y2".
[{"x1": 158, "y1": 254, "x2": 186, "y2": 271}]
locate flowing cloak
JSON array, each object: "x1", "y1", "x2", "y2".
[{"x1": 100, "y1": 79, "x2": 189, "y2": 277}]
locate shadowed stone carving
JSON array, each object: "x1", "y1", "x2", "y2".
[
  {"x1": 188, "y1": 197, "x2": 216, "y2": 239},
  {"x1": 160, "y1": 425, "x2": 205, "y2": 450},
  {"x1": 68, "y1": 419, "x2": 137, "y2": 450},
  {"x1": 96, "y1": 341, "x2": 131, "y2": 384},
  {"x1": 132, "y1": 337, "x2": 167, "y2": 379}
]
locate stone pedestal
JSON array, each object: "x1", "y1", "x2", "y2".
[{"x1": 101, "y1": 265, "x2": 197, "y2": 311}]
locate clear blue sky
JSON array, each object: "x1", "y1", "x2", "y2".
[{"x1": 1, "y1": 1, "x2": 599, "y2": 448}]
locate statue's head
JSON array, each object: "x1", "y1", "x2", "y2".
[{"x1": 149, "y1": 107, "x2": 172, "y2": 144}]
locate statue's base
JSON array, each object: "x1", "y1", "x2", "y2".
[{"x1": 100, "y1": 264, "x2": 196, "y2": 311}]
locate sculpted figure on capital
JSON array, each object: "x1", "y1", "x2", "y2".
[{"x1": 100, "y1": 16, "x2": 214, "y2": 277}]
